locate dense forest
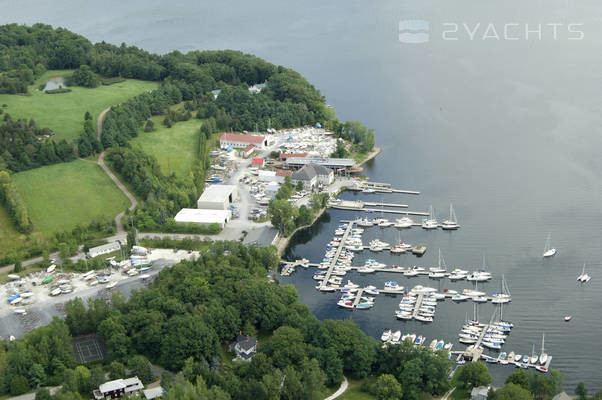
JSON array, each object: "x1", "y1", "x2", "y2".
[{"x1": 2, "y1": 241, "x2": 457, "y2": 400}]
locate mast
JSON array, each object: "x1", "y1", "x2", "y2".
[{"x1": 541, "y1": 333, "x2": 545, "y2": 355}]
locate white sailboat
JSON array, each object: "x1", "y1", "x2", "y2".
[
  {"x1": 429, "y1": 249, "x2": 447, "y2": 278},
  {"x1": 542, "y1": 233, "x2": 556, "y2": 258},
  {"x1": 539, "y1": 333, "x2": 548, "y2": 365},
  {"x1": 441, "y1": 203, "x2": 460, "y2": 230},
  {"x1": 422, "y1": 205, "x2": 438, "y2": 229},
  {"x1": 530, "y1": 344, "x2": 538, "y2": 364},
  {"x1": 577, "y1": 263, "x2": 592, "y2": 283}
]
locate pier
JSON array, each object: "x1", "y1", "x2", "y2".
[
  {"x1": 412, "y1": 293, "x2": 425, "y2": 318},
  {"x1": 470, "y1": 325, "x2": 489, "y2": 362},
  {"x1": 352, "y1": 288, "x2": 365, "y2": 308},
  {"x1": 353, "y1": 182, "x2": 421, "y2": 195},
  {"x1": 320, "y1": 221, "x2": 355, "y2": 290}
]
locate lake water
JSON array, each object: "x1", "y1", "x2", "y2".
[
  {"x1": 41, "y1": 77, "x2": 67, "y2": 91},
  {"x1": 4, "y1": 0, "x2": 602, "y2": 390}
]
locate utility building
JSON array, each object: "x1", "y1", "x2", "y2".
[
  {"x1": 174, "y1": 208, "x2": 231, "y2": 228},
  {"x1": 220, "y1": 133, "x2": 267, "y2": 149},
  {"x1": 197, "y1": 185, "x2": 238, "y2": 210}
]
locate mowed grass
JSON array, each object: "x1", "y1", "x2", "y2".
[
  {"x1": 0, "y1": 70, "x2": 158, "y2": 143},
  {"x1": 338, "y1": 380, "x2": 376, "y2": 400},
  {"x1": 12, "y1": 160, "x2": 130, "y2": 234},
  {"x1": 130, "y1": 117, "x2": 202, "y2": 177},
  {"x1": 0, "y1": 205, "x2": 25, "y2": 254}
]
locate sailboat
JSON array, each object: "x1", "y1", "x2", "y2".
[
  {"x1": 539, "y1": 333, "x2": 548, "y2": 365},
  {"x1": 429, "y1": 249, "x2": 447, "y2": 278},
  {"x1": 442, "y1": 203, "x2": 460, "y2": 230},
  {"x1": 422, "y1": 205, "x2": 438, "y2": 229},
  {"x1": 542, "y1": 233, "x2": 556, "y2": 258},
  {"x1": 529, "y1": 344, "x2": 538, "y2": 364},
  {"x1": 491, "y1": 275, "x2": 512, "y2": 304},
  {"x1": 395, "y1": 213, "x2": 414, "y2": 228},
  {"x1": 577, "y1": 263, "x2": 592, "y2": 283}
]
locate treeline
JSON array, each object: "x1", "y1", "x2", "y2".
[
  {"x1": 0, "y1": 113, "x2": 75, "y2": 173},
  {"x1": 54, "y1": 241, "x2": 453, "y2": 400},
  {"x1": 0, "y1": 170, "x2": 33, "y2": 233},
  {"x1": 105, "y1": 147, "x2": 202, "y2": 231}
]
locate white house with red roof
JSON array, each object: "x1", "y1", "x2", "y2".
[
  {"x1": 220, "y1": 133, "x2": 267, "y2": 149},
  {"x1": 241, "y1": 144, "x2": 255, "y2": 158}
]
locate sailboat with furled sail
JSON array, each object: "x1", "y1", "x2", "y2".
[
  {"x1": 442, "y1": 203, "x2": 460, "y2": 230},
  {"x1": 543, "y1": 233, "x2": 556, "y2": 258}
]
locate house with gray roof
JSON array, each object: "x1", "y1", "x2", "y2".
[
  {"x1": 552, "y1": 393, "x2": 572, "y2": 400},
  {"x1": 291, "y1": 164, "x2": 334, "y2": 190},
  {"x1": 229, "y1": 334, "x2": 258, "y2": 361},
  {"x1": 471, "y1": 386, "x2": 490, "y2": 400}
]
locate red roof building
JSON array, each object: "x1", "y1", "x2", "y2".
[
  {"x1": 220, "y1": 133, "x2": 267, "y2": 149},
  {"x1": 251, "y1": 158, "x2": 265, "y2": 167},
  {"x1": 279, "y1": 153, "x2": 308, "y2": 160},
  {"x1": 241, "y1": 144, "x2": 255, "y2": 158},
  {"x1": 275, "y1": 170, "x2": 292, "y2": 177}
]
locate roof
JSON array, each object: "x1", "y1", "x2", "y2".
[
  {"x1": 276, "y1": 170, "x2": 292, "y2": 176},
  {"x1": 143, "y1": 387, "x2": 164, "y2": 400},
  {"x1": 99, "y1": 377, "x2": 143, "y2": 394},
  {"x1": 552, "y1": 393, "x2": 572, "y2": 400},
  {"x1": 243, "y1": 144, "x2": 255, "y2": 152},
  {"x1": 251, "y1": 158, "x2": 265, "y2": 166},
  {"x1": 291, "y1": 165, "x2": 317, "y2": 181},
  {"x1": 236, "y1": 334, "x2": 258, "y2": 351},
  {"x1": 470, "y1": 386, "x2": 490, "y2": 397},
  {"x1": 310, "y1": 164, "x2": 332, "y2": 176},
  {"x1": 174, "y1": 208, "x2": 230, "y2": 224},
  {"x1": 286, "y1": 157, "x2": 355, "y2": 167},
  {"x1": 279, "y1": 152, "x2": 307, "y2": 159},
  {"x1": 89, "y1": 242, "x2": 120, "y2": 254},
  {"x1": 220, "y1": 133, "x2": 265, "y2": 144},
  {"x1": 198, "y1": 185, "x2": 236, "y2": 203}
]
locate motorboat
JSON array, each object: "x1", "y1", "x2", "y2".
[
  {"x1": 393, "y1": 216, "x2": 413, "y2": 229},
  {"x1": 362, "y1": 187, "x2": 376, "y2": 193},
  {"x1": 507, "y1": 352, "x2": 515, "y2": 363},
  {"x1": 542, "y1": 233, "x2": 556, "y2": 258},
  {"x1": 384, "y1": 281, "x2": 403, "y2": 291},
  {"x1": 46, "y1": 264, "x2": 56, "y2": 273},
  {"x1": 358, "y1": 267, "x2": 375, "y2": 274},
  {"x1": 499, "y1": 352, "x2": 508, "y2": 365},
  {"x1": 391, "y1": 330, "x2": 402, "y2": 343},
  {"x1": 364, "y1": 286, "x2": 379, "y2": 295},
  {"x1": 337, "y1": 300, "x2": 354, "y2": 309},
  {"x1": 422, "y1": 206, "x2": 438, "y2": 229},
  {"x1": 381, "y1": 330, "x2": 392, "y2": 342},
  {"x1": 472, "y1": 296, "x2": 489, "y2": 303},
  {"x1": 106, "y1": 281, "x2": 117, "y2": 289},
  {"x1": 414, "y1": 335, "x2": 424, "y2": 345},
  {"x1": 514, "y1": 354, "x2": 522, "y2": 362},
  {"x1": 451, "y1": 294, "x2": 469, "y2": 301},
  {"x1": 378, "y1": 220, "x2": 394, "y2": 227},
  {"x1": 415, "y1": 314, "x2": 434, "y2": 323},
  {"x1": 357, "y1": 218, "x2": 373, "y2": 227},
  {"x1": 396, "y1": 311, "x2": 413, "y2": 320},
  {"x1": 436, "y1": 340, "x2": 445, "y2": 350},
  {"x1": 390, "y1": 245, "x2": 408, "y2": 254},
  {"x1": 429, "y1": 339, "x2": 438, "y2": 350},
  {"x1": 564, "y1": 315, "x2": 572, "y2": 322},
  {"x1": 441, "y1": 203, "x2": 460, "y2": 230},
  {"x1": 356, "y1": 302, "x2": 373, "y2": 309}
]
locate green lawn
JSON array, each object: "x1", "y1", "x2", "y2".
[
  {"x1": 338, "y1": 380, "x2": 376, "y2": 400},
  {"x1": 130, "y1": 117, "x2": 202, "y2": 177},
  {"x1": 12, "y1": 159, "x2": 130, "y2": 234},
  {"x1": 0, "y1": 70, "x2": 158, "y2": 143}
]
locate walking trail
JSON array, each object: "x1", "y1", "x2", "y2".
[
  {"x1": 96, "y1": 107, "x2": 138, "y2": 234},
  {"x1": 324, "y1": 376, "x2": 348, "y2": 400}
]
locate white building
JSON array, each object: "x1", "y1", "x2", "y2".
[
  {"x1": 93, "y1": 377, "x2": 144, "y2": 400},
  {"x1": 88, "y1": 242, "x2": 121, "y2": 259},
  {"x1": 174, "y1": 208, "x2": 231, "y2": 228},
  {"x1": 197, "y1": 185, "x2": 238, "y2": 210},
  {"x1": 264, "y1": 183, "x2": 281, "y2": 196},
  {"x1": 220, "y1": 133, "x2": 267, "y2": 149}
]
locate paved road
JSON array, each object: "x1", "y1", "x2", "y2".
[
  {"x1": 96, "y1": 107, "x2": 138, "y2": 234},
  {"x1": 324, "y1": 376, "x2": 348, "y2": 400}
]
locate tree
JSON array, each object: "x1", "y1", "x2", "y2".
[
  {"x1": 505, "y1": 369, "x2": 529, "y2": 390},
  {"x1": 10, "y1": 376, "x2": 30, "y2": 395},
  {"x1": 128, "y1": 355, "x2": 153, "y2": 384},
  {"x1": 375, "y1": 374, "x2": 403, "y2": 400},
  {"x1": 13, "y1": 260, "x2": 22, "y2": 273},
  {"x1": 454, "y1": 362, "x2": 491, "y2": 390},
  {"x1": 109, "y1": 361, "x2": 126, "y2": 380},
  {"x1": 71, "y1": 65, "x2": 99, "y2": 88},
  {"x1": 268, "y1": 199, "x2": 298, "y2": 235},
  {"x1": 296, "y1": 180, "x2": 304, "y2": 191},
  {"x1": 331, "y1": 139, "x2": 347, "y2": 158},
  {"x1": 576, "y1": 382, "x2": 588, "y2": 400},
  {"x1": 144, "y1": 120, "x2": 155, "y2": 132},
  {"x1": 127, "y1": 228, "x2": 137, "y2": 250},
  {"x1": 490, "y1": 383, "x2": 533, "y2": 400},
  {"x1": 593, "y1": 389, "x2": 602, "y2": 400},
  {"x1": 74, "y1": 365, "x2": 91, "y2": 393},
  {"x1": 35, "y1": 388, "x2": 53, "y2": 400}
]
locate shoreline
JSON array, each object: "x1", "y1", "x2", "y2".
[{"x1": 274, "y1": 145, "x2": 382, "y2": 257}]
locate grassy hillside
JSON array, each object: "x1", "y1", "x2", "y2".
[
  {"x1": 12, "y1": 160, "x2": 130, "y2": 234},
  {"x1": 0, "y1": 204, "x2": 24, "y2": 254},
  {"x1": 130, "y1": 117, "x2": 202, "y2": 178},
  {"x1": 0, "y1": 70, "x2": 158, "y2": 143}
]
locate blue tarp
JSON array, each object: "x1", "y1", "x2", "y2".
[
  {"x1": 227, "y1": 146, "x2": 233, "y2": 151},
  {"x1": 212, "y1": 177, "x2": 221, "y2": 183},
  {"x1": 316, "y1": 123, "x2": 322, "y2": 128},
  {"x1": 7, "y1": 293, "x2": 20, "y2": 302}
]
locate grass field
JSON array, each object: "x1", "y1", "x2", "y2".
[
  {"x1": 130, "y1": 117, "x2": 202, "y2": 177},
  {"x1": 339, "y1": 380, "x2": 376, "y2": 400},
  {"x1": 12, "y1": 159, "x2": 130, "y2": 234},
  {"x1": 0, "y1": 70, "x2": 158, "y2": 143},
  {"x1": 0, "y1": 205, "x2": 24, "y2": 254}
]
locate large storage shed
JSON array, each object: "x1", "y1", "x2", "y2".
[{"x1": 197, "y1": 185, "x2": 238, "y2": 210}]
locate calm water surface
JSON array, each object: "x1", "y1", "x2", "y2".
[{"x1": 4, "y1": 0, "x2": 602, "y2": 390}]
